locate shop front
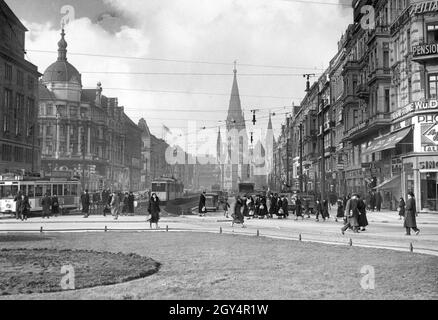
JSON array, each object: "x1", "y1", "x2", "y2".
[{"x1": 402, "y1": 155, "x2": 438, "y2": 213}]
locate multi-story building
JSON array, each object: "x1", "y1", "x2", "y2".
[
  {"x1": 0, "y1": 0, "x2": 41, "y2": 175},
  {"x1": 388, "y1": 0, "x2": 438, "y2": 212},
  {"x1": 38, "y1": 28, "x2": 141, "y2": 191}
]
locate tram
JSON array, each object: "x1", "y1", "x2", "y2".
[
  {"x1": 151, "y1": 177, "x2": 184, "y2": 202},
  {"x1": 0, "y1": 174, "x2": 81, "y2": 215}
]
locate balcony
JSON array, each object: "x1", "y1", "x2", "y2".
[
  {"x1": 366, "y1": 26, "x2": 390, "y2": 44},
  {"x1": 355, "y1": 83, "x2": 369, "y2": 99},
  {"x1": 412, "y1": 43, "x2": 438, "y2": 62},
  {"x1": 367, "y1": 67, "x2": 391, "y2": 85},
  {"x1": 342, "y1": 60, "x2": 360, "y2": 75}
]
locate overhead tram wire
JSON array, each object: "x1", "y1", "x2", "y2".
[
  {"x1": 80, "y1": 71, "x2": 321, "y2": 77},
  {"x1": 26, "y1": 49, "x2": 326, "y2": 71}
]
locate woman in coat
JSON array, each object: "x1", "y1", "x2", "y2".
[
  {"x1": 404, "y1": 192, "x2": 420, "y2": 235},
  {"x1": 148, "y1": 193, "x2": 161, "y2": 229},
  {"x1": 336, "y1": 199, "x2": 344, "y2": 222},
  {"x1": 41, "y1": 192, "x2": 51, "y2": 219},
  {"x1": 357, "y1": 195, "x2": 368, "y2": 231},
  {"x1": 51, "y1": 194, "x2": 60, "y2": 217},
  {"x1": 398, "y1": 197, "x2": 405, "y2": 220},
  {"x1": 232, "y1": 196, "x2": 245, "y2": 227},
  {"x1": 295, "y1": 197, "x2": 303, "y2": 220},
  {"x1": 322, "y1": 199, "x2": 330, "y2": 219},
  {"x1": 20, "y1": 194, "x2": 31, "y2": 221},
  {"x1": 110, "y1": 191, "x2": 120, "y2": 220},
  {"x1": 281, "y1": 195, "x2": 289, "y2": 218}
]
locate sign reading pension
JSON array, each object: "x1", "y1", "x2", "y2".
[{"x1": 412, "y1": 43, "x2": 438, "y2": 57}]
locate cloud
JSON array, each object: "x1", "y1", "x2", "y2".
[{"x1": 22, "y1": 0, "x2": 353, "y2": 144}]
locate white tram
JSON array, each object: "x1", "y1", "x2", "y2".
[
  {"x1": 151, "y1": 177, "x2": 184, "y2": 202},
  {"x1": 0, "y1": 174, "x2": 81, "y2": 215}
]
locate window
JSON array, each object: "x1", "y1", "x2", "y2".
[
  {"x1": 14, "y1": 147, "x2": 23, "y2": 162},
  {"x1": 383, "y1": 50, "x2": 389, "y2": 69},
  {"x1": 4, "y1": 63, "x2": 12, "y2": 81},
  {"x1": 353, "y1": 110, "x2": 359, "y2": 125},
  {"x1": 26, "y1": 98, "x2": 35, "y2": 136},
  {"x1": 16, "y1": 70, "x2": 23, "y2": 86},
  {"x1": 408, "y1": 78, "x2": 412, "y2": 103},
  {"x1": 27, "y1": 76, "x2": 34, "y2": 90},
  {"x1": 1, "y1": 144, "x2": 12, "y2": 161},
  {"x1": 35, "y1": 185, "x2": 43, "y2": 197},
  {"x1": 384, "y1": 89, "x2": 390, "y2": 113},
  {"x1": 27, "y1": 185, "x2": 34, "y2": 198},
  {"x1": 15, "y1": 94, "x2": 24, "y2": 135},
  {"x1": 46, "y1": 104, "x2": 54, "y2": 116},
  {"x1": 427, "y1": 22, "x2": 438, "y2": 43},
  {"x1": 25, "y1": 149, "x2": 32, "y2": 163},
  {"x1": 3, "y1": 89, "x2": 12, "y2": 132},
  {"x1": 429, "y1": 74, "x2": 438, "y2": 99}
]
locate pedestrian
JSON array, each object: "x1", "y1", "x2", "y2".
[
  {"x1": 51, "y1": 193, "x2": 60, "y2": 217},
  {"x1": 20, "y1": 194, "x2": 31, "y2": 221},
  {"x1": 336, "y1": 198, "x2": 344, "y2": 222},
  {"x1": 341, "y1": 194, "x2": 360, "y2": 234},
  {"x1": 223, "y1": 198, "x2": 230, "y2": 218},
  {"x1": 14, "y1": 191, "x2": 22, "y2": 220},
  {"x1": 295, "y1": 197, "x2": 304, "y2": 220},
  {"x1": 375, "y1": 191, "x2": 382, "y2": 212},
  {"x1": 111, "y1": 191, "x2": 120, "y2": 220},
  {"x1": 247, "y1": 196, "x2": 255, "y2": 218},
  {"x1": 404, "y1": 192, "x2": 420, "y2": 236},
  {"x1": 315, "y1": 198, "x2": 325, "y2": 221},
  {"x1": 122, "y1": 192, "x2": 129, "y2": 215},
  {"x1": 232, "y1": 195, "x2": 245, "y2": 228},
  {"x1": 128, "y1": 191, "x2": 135, "y2": 215},
  {"x1": 398, "y1": 197, "x2": 405, "y2": 220},
  {"x1": 357, "y1": 194, "x2": 368, "y2": 231},
  {"x1": 304, "y1": 199, "x2": 311, "y2": 218},
  {"x1": 198, "y1": 191, "x2": 206, "y2": 216},
  {"x1": 323, "y1": 198, "x2": 330, "y2": 219},
  {"x1": 41, "y1": 192, "x2": 51, "y2": 219},
  {"x1": 147, "y1": 193, "x2": 160, "y2": 229},
  {"x1": 369, "y1": 191, "x2": 376, "y2": 211},
  {"x1": 81, "y1": 189, "x2": 91, "y2": 218},
  {"x1": 269, "y1": 194, "x2": 277, "y2": 218},
  {"x1": 259, "y1": 195, "x2": 268, "y2": 218},
  {"x1": 281, "y1": 195, "x2": 289, "y2": 218},
  {"x1": 242, "y1": 195, "x2": 250, "y2": 217}
]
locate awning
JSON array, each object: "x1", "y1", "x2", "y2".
[
  {"x1": 373, "y1": 175, "x2": 401, "y2": 191},
  {"x1": 362, "y1": 127, "x2": 411, "y2": 156}
]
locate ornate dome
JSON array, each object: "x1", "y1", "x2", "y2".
[{"x1": 42, "y1": 29, "x2": 82, "y2": 86}]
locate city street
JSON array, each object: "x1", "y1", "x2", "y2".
[{"x1": 1, "y1": 207, "x2": 438, "y2": 256}]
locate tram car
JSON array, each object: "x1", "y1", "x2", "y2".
[
  {"x1": 151, "y1": 177, "x2": 184, "y2": 202},
  {"x1": 0, "y1": 174, "x2": 81, "y2": 215}
]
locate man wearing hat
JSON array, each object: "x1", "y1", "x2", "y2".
[{"x1": 404, "y1": 192, "x2": 420, "y2": 235}]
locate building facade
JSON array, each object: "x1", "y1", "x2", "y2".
[
  {"x1": 0, "y1": 0, "x2": 41, "y2": 175},
  {"x1": 38, "y1": 29, "x2": 141, "y2": 191}
]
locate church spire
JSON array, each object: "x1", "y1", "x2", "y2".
[
  {"x1": 57, "y1": 27, "x2": 68, "y2": 61},
  {"x1": 226, "y1": 61, "x2": 245, "y2": 131},
  {"x1": 267, "y1": 112, "x2": 273, "y2": 130}
]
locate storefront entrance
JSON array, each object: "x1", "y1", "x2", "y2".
[{"x1": 420, "y1": 172, "x2": 438, "y2": 211}]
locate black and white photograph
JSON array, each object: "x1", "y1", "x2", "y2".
[{"x1": 0, "y1": 0, "x2": 437, "y2": 308}]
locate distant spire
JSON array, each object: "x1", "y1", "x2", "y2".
[
  {"x1": 226, "y1": 60, "x2": 245, "y2": 131},
  {"x1": 267, "y1": 113, "x2": 273, "y2": 130},
  {"x1": 57, "y1": 27, "x2": 68, "y2": 61}
]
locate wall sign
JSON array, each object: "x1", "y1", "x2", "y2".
[{"x1": 410, "y1": 0, "x2": 438, "y2": 15}]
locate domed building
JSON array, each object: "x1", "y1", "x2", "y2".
[{"x1": 38, "y1": 29, "x2": 142, "y2": 192}]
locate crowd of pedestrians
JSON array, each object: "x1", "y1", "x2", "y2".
[{"x1": 204, "y1": 190, "x2": 421, "y2": 236}]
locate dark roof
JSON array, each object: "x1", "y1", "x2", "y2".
[
  {"x1": 0, "y1": 0, "x2": 27, "y2": 31},
  {"x1": 42, "y1": 60, "x2": 82, "y2": 85}
]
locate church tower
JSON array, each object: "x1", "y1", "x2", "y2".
[{"x1": 223, "y1": 63, "x2": 249, "y2": 192}]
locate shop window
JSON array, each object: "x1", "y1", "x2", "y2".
[
  {"x1": 420, "y1": 172, "x2": 438, "y2": 211},
  {"x1": 429, "y1": 74, "x2": 438, "y2": 99},
  {"x1": 426, "y1": 22, "x2": 438, "y2": 43}
]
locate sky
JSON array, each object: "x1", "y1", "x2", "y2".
[{"x1": 6, "y1": 0, "x2": 353, "y2": 154}]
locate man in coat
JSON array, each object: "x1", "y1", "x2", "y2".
[
  {"x1": 341, "y1": 194, "x2": 360, "y2": 234},
  {"x1": 81, "y1": 189, "x2": 91, "y2": 218},
  {"x1": 198, "y1": 191, "x2": 206, "y2": 216},
  {"x1": 295, "y1": 197, "x2": 303, "y2": 220},
  {"x1": 404, "y1": 192, "x2": 420, "y2": 235},
  {"x1": 41, "y1": 192, "x2": 51, "y2": 219},
  {"x1": 128, "y1": 191, "x2": 135, "y2": 215},
  {"x1": 51, "y1": 193, "x2": 60, "y2": 217},
  {"x1": 281, "y1": 195, "x2": 289, "y2": 218},
  {"x1": 14, "y1": 191, "x2": 22, "y2": 220}
]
